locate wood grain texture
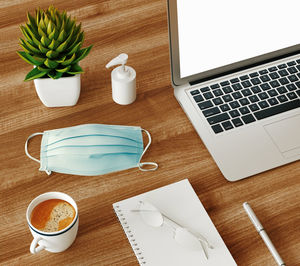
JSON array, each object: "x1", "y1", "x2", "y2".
[{"x1": 0, "y1": 0, "x2": 299, "y2": 265}]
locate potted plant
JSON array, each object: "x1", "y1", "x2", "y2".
[{"x1": 17, "y1": 6, "x2": 92, "y2": 107}]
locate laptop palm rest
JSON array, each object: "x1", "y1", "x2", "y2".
[{"x1": 264, "y1": 115, "x2": 300, "y2": 158}]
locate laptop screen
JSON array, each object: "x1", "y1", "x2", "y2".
[{"x1": 177, "y1": 0, "x2": 300, "y2": 78}]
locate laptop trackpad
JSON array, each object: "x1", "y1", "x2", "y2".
[{"x1": 264, "y1": 115, "x2": 300, "y2": 157}]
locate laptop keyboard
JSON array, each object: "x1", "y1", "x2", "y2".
[{"x1": 190, "y1": 59, "x2": 300, "y2": 134}]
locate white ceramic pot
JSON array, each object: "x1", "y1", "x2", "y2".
[{"x1": 34, "y1": 74, "x2": 81, "y2": 107}]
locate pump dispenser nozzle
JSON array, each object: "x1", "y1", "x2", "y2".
[{"x1": 106, "y1": 53, "x2": 136, "y2": 105}]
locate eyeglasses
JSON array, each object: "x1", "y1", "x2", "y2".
[{"x1": 131, "y1": 201, "x2": 213, "y2": 259}]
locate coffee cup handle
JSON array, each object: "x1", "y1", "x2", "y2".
[{"x1": 30, "y1": 236, "x2": 46, "y2": 254}]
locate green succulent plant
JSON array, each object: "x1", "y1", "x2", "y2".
[{"x1": 17, "y1": 6, "x2": 92, "y2": 81}]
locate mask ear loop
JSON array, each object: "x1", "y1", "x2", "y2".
[
  {"x1": 138, "y1": 129, "x2": 158, "y2": 171},
  {"x1": 25, "y1": 133, "x2": 51, "y2": 175}
]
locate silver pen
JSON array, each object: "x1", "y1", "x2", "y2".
[{"x1": 243, "y1": 202, "x2": 285, "y2": 266}]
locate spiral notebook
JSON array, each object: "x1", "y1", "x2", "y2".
[{"x1": 113, "y1": 179, "x2": 236, "y2": 265}]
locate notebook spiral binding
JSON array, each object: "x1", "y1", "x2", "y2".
[{"x1": 114, "y1": 205, "x2": 146, "y2": 265}]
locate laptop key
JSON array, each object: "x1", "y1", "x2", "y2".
[
  {"x1": 268, "y1": 89, "x2": 278, "y2": 97},
  {"x1": 250, "y1": 72, "x2": 259, "y2": 78},
  {"x1": 277, "y1": 95, "x2": 288, "y2": 103},
  {"x1": 193, "y1": 94, "x2": 204, "y2": 102},
  {"x1": 212, "y1": 97, "x2": 223, "y2": 105},
  {"x1": 203, "y1": 107, "x2": 221, "y2": 117},
  {"x1": 232, "y1": 83, "x2": 242, "y2": 91},
  {"x1": 278, "y1": 69, "x2": 289, "y2": 77},
  {"x1": 288, "y1": 75, "x2": 298, "y2": 82},
  {"x1": 211, "y1": 84, "x2": 220, "y2": 89},
  {"x1": 222, "y1": 94, "x2": 233, "y2": 102},
  {"x1": 241, "y1": 114, "x2": 256, "y2": 124},
  {"x1": 278, "y1": 63, "x2": 287, "y2": 69},
  {"x1": 269, "y1": 72, "x2": 279, "y2": 80},
  {"x1": 240, "y1": 75, "x2": 249, "y2": 80},
  {"x1": 287, "y1": 92, "x2": 297, "y2": 100},
  {"x1": 258, "y1": 100, "x2": 269, "y2": 109},
  {"x1": 220, "y1": 81, "x2": 230, "y2": 86},
  {"x1": 241, "y1": 88, "x2": 252, "y2": 96},
  {"x1": 251, "y1": 78, "x2": 261, "y2": 85},
  {"x1": 249, "y1": 95, "x2": 259, "y2": 102},
  {"x1": 211, "y1": 124, "x2": 223, "y2": 134},
  {"x1": 220, "y1": 104, "x2": 230, "y2": 112},
  {"x1": 287, "y1": 61, "x2": 296, "y2": 66},
  {"x1": 279, "y1": 77, "x2": 289, "y2": 85},
  {"x1": 249, "y1": 103, "x2": 260, "y2": 112},
  {"x1": 198, "y1": 100, "x2": 213, "y2": 110},
  {"x1": 232, "y1": 92, "x2": 242, "y2": 99},
  {"x1": 229, "y1": 110, "x2": 240, "y2": 118},
  {"x1": 260, "y1": 83, "x2": 271, "y2": 91},
  {"x1": 239, "y1": 106, "x2": 250, "y2": 115},
  {"x1": 260, "y1": 75, "x2": 271, "y2": 82},
  {"x1": 270, "y1": 80, "x2": 280, "y2": 88},
  {"x1": 190, "y1": 90, "x2": 200, "y2": 96},
  {"x1": 223, "y1": 86, "x2": 233, "y2": 94},
  {"x1": 230, "y1": 78, "x2": 239, "y2": 84},
  {"x1": 229, "y1": 101, "x2": 240, "y2": 109},
  {"x1": 221, "y1": 121, "x2": 234, "y2": 130},
  {"x1": 258, "y1": 92, "x2": 269, "y2": 100},
  {"x1": 241, "y1": 80, "x2": 252, "y2": 88},
  {"x1": 296, "y1": 82, "x2": 300, "y2": 88},
  {"x1": 296, "y1": 90, "x2": 300, "y2": 97},
  {"x1": 286, "y1": 84, "x2": 297, "y2": 91},
  {"x1": 232, "y1": 118, "x2": 243, "y2": 127},
  {"x1": 259, "y1": 69, "x2": 268, "y2": 75},
  {"x1": 203, "y1": 91, "x2": 214, "y2": 99},
  {"x1": 251, "y1": 86, "x2": 261, "y2": 94},
  {"x1": 254, "y1": 99, "x2": 300, "y2": 120},
  {"x1": 277, "y1": 86, "x2": 287, "y2": 94},
  {"x1": 287, "y1": 67, "x2": 297, "y2": 74},
  {"x1": 213, "y1": 89, "x2": 223, "y2": 97},
  {"x1": 207, "y1": 113, "x2": 230, "y2": 125},
  {"x1": 268, "y1": 66, "x2": 277, "y2": 72},
  {"x1": 200, "y1": 87, "x2": 210, "y2": 93},
  {"x1": 239, "y1": 98, "x2": 250, "y2": 106},
  {"x1": 268, "y1": 98, "x2": 279, "y2": 106}
]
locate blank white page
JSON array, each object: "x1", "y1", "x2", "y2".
[{"x1": 177, "y1": 0, "x2": 300, "y2": 78}]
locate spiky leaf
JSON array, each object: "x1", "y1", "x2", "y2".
[
  {"x1": 56, "y1": 40, "x2": 68, "y2": 53},
  {"x1": 17, "y1": 51, "x2": 44, "y2": 66},
  {"x1": 61, "y1": 53, "x2": 76, "y2": 65},
  {"x1": 22, "y1": 39, "x2": 41, "y2": 54},
  {"x1": 46, "y1": 50, "x2": 59, "y2": 59},
  {"x1": 38, "y1": 43, "x2": 49, "y2": 53},
  {"x1": 66, "y1": 41, "x2": 82, "y2": 56},
  {"x1": 44, "y1": 58, "x2": 59, "y2": 68},
  {"x1": 48, "y1": 39, "x2": 59, "y2": 50},
  {"x1": 48, "y1": 70, "x2": 63, "y2": 79},
  {"x1": 41, "y1": 35, "x2": 51, "y2": 47},
  {"x1": 56, "y1": 65, "x2": 71, "y2": 73},
  {"x1": 73, "y1": 45, "x2": 92, "y2": 64},
  {"x1": 24, "y1": 67, "x2": 47, "y2": 81},
  {"x1": 67, "y1": 63, "x2": 83, "y2": 74},
  {"x1": 37, "y1": 65, "x2": 51, "y2": 72},
  {"x1": 55, "y1": 55, "x2": 66, "y2": 63},
  {"x1": 57, "y1": 29, "x2": 66, "y2": 42},
  {"x1": 27, "y1": 12, "x2": 37, "y2": 28}
]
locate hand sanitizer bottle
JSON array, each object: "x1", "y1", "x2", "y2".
[{"x1": 106, "y1": 53, "x2": 136, "y2": 105}]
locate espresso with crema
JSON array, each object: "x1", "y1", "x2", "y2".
[{"x1": 31, "y1": 199, "x2": 75, "y2": 232}]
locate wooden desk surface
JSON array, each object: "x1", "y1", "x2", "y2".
[{"x1": 1, "y1": 0, "x2": 299, "y2": 265}]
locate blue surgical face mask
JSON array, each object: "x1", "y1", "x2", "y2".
[{"x1": 25, "y1": 124, "x2": 158, "y2": 176}]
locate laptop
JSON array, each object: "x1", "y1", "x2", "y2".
[{"x1": 167, "y1": 0, "x2": 300, "y2": 181}]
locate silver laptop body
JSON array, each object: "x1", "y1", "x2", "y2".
[{"x1": 167, "y1": 0, "x2": 300, "y2": 181}]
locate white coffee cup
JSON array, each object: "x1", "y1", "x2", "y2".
[{"x1": 26, "y1": 192, "x2": 79, "y2": 254}]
